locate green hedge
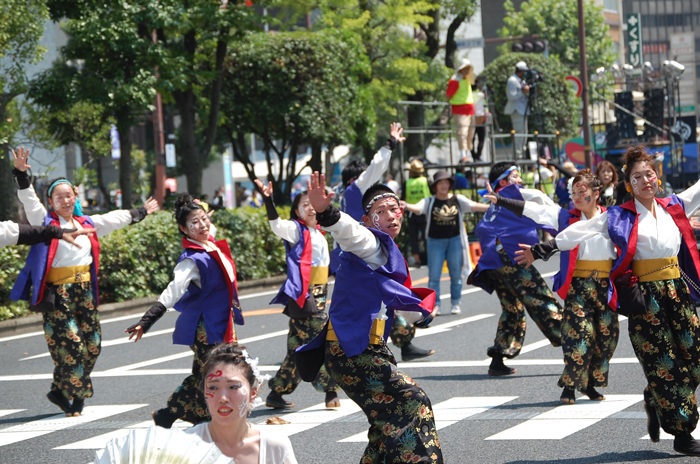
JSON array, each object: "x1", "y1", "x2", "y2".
[{"x1": 0, "y1": 206, "x2": 290, "y2": 321}]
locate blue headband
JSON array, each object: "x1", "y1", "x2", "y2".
[
  {"x1": 48, "y1": 179, "x2": 83, "y2": 217},
  {"x1": 478, "y1": 166, "x2": 518, "y2": 197}
]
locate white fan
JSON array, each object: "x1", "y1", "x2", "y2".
[{"x1": 94, "y1": 426, "x2": 232, "y2": 464}]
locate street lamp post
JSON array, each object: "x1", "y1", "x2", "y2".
[{"x1": 577, "y1": 0, "x2": 592, "y2": 169}]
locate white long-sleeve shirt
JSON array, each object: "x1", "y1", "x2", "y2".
[
  {"x1": 0, "y1": 221, "x2": 20, "y2": 248},
  {"x1": 354, "y1": 146, "x2": 392, "y2": 195},
  {"x1": 18, "y1": 185, "x2": 133, "y2": 268},
  {"x1": 269, "y1": 218, "x2": 329, "y2": 267},
  {"x1": 555, "y1": 180, "x2": 700, "y2": 260}
]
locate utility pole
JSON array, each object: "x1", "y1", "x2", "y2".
[
  {"x1": 577, "y1": 0, "x2": 592, "y2": 169},
  {"x1": 152, "y1": 30, "x2": 166, "y2": 207}
]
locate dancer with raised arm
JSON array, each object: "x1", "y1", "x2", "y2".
[
  {"x1": 126, "y1": 194, "x2": 243, "y2": 428},
  {"x1": 524, "y1": 146, "x2": 700, "y2": 456},
  {"x1": 297, "y1": 172, "x2": 442, "y2": 464},
  {"x1": 254, "y1": 179, "x2": 341, "y2": 410},
  {"x1": 0, "y1": 221, "x2": 92, "y2": 249},
  {"x1": 485, "y1": 169, "x2": 619, "y2": 404},
  {"x1": 10, "y1": 147, "x2": 158, "y2": 417}
]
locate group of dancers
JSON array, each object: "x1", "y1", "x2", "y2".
[{"x1": 4, "y1": 132, "x2": 700, "y2": 461}]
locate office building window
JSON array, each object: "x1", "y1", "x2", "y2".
[{"x1": 604, "y1": 0, "x2": 618, "y2": 12}]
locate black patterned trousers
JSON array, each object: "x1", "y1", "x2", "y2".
[
  {"x1": 481, "y1": 248, "x2": 562, "y2": 358},
  {"x1": 166, "y1": 317, "x2": 238, "y2": 424},
  {"x1": 630, "y1": 278, "x2": 700, "y2": 435},
  {"x1": 389, "y1": 314, "x2": 415, "y2": 349},
  {"x1": 269, "y1": 285, "x2": 340, "y2": 394},
  {"x1": 558, "y1": 278, "x2": 619, "y2": 391},
  {"x1": 43, "y1": 282, "x2": 101, "y2": 401},
  {"x1": 325, "y1": 341, "x2": 443, "y2": 464}
]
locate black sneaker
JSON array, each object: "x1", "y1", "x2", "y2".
[
  {"x1": 674, "y1": 434, "x2": 700, "y2": 456},
  {"x1": 151, "y1": 408, "x2": 178, "y2": 429},
  {"x1": 46, "y1": 390, "x2": 71, "y2": 414},
  {"x1": 582, "y1": 386, "x2": 605, "y2": 401},
  {"x1": 488, "y1": 357, "x2": 516, "y2": 376},
  {"x1": 401, "y1": 342, "x2": 436, "y2": 362},
  {"x1": 68, "y1": 398, "x2": 85, "y2": 417},
  {"x1": 266, "y1": 392, "x2": 295, "y2": 409}
]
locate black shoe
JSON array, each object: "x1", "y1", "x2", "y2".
[
  {"x1": 47, "y1": 390, "x2": 71, "y2": 414},
  {"x1": 488, "y1": 356, "x2": 516, "y2": 376},
  {"x1": 68, "y1": 398, "x2": 85, "y2": 417},
  {"x1": 674, "y1": 434, "x2": 700, "y2": 456},
  {"x1": 401, "y1": 342, "x2": 436, "y2": 362},
  {"x1": 266, "y1": 392, "x2": 294, "y2": 409},
  {"x1": 582, "y1": 386, "x2": 605, "y2": 401},
  {"x1": 151, "y1": 408, "x2": 178, "y2": 429},
  {"x1": 325, "y1": 391, "x2": 341, "y2": 408},
  {"x1": 560, "y1": 386, "x2": 576, "y2": 404},
  {"x1": 644, "y1": 389, "x2": 660, "y2": 443}
]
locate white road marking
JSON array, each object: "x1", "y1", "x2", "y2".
[
  {"x1": 255, "y1": 401, "x2": 363, "y2": 437},
  {"x1": 485, "y1": 394, "x2": 642, "y2": 440},
  {"x1": 54, "y1": 419, "x2": 191, "y2": 450},
  {"x1": 0, "y1": 410, "x2": 25, "y2": 418},
  {"x1": 0, "y1": 404, "x2": 147, "y2": 448},
  {"x1": 414, "y1": 314, "x2": 494, "y2": 337},
  {"x1": 339, "y1": 396, "x2": 518, "y2": 442},
  {"x1": 641, "y1": 430, "x2": 674, "y2": 440}
]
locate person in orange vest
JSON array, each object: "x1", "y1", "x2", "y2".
[{"x1": 446, "y1": 58, "x2": 476, "y2": 162}]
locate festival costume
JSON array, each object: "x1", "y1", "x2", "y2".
[
  {"x1": 555, "y1": 186, "x2": 700, "y2": 436},
  {"x1": 0, "y1": 221, "x2": 74, "y2": 248},
  {"x1": 471, "y1": 184, "x2": 562, "y2": 359},
  {"x1": 11, "y1": 174, "x2": 146, "y2": 405},
  {"x1": 265, "y1": 205, "x2": 339, "y2": 397},
  {"x1": 133, "y1": 234, "x2": 243, "y2": 425},
  {"x1": 517, "y1": 198, "x2": 619, "y2": 392},
  {"x1": 298, "y1": 209, "x2": 442, "y2": 464}
]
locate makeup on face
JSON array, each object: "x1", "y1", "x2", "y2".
[
  {"x1": 50, "y1": 184, "x2": 76, "y2": 215},
  {"x1": 507, "y1": 170, "x2": 522, "y2": 186},
  {"x1": 367, "y1": 198, "x2": 402, "y2": 235},
  {"x1": 204, "y1": 364, "x2": 253, "y2": 422},
  {"x1": 296, "y1": 195, "x2": 315, "y2": 223},
  {"x1": 629, "y1": 163, "x2": 657, "y2": 196},
  {"x1": 184, "y1": 210, "x2": 210, "y2": 239}
]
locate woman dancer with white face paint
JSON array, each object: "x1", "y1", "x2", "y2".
[
  {"x1": 253, "y1": 179, "x2": 341, "y2": 410},
  {"x1": 186, "y1": 343, "x2": 297, "y2": 464},
  {"x1": 10, "y1": 147, "x2": 158, "y2": 417},
  {"x1": 127, "y1": 194, "x2": 244, "y2": 429},
  {"x1": 526, "y1": 146, "x2": 700, "y2": 456}
]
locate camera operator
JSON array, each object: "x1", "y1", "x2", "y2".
[
  {"x1": 504, "y1": 61, "x2": 530, "y2": 158},
  {"x1": 446, "y1": 58, "x2": 476, "y2": 162}
]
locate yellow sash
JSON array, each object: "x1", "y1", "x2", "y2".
[
  {"x1": 632, "y1": 257, "x2": 680, "y2": 282},
  {"x1": 310, "y1": 266, "x2": 329, "y2": 285},
  {"x1": 326, "y1": 318, "x2": 386, "y2": 344},
  {"x1": 46, "y1": 265, "x2": 91, "y2": 284},
  {"x1": 572, "y1": 260, "x2": 613, "y2": 279}
]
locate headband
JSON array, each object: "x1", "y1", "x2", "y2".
[
  {"x1": 363, "y1": 192, "x2": 401, "y2": 216},
  {"x1": 48, "y1": 179, "x2": 83, "y2": 217},
  {"x1": 477, "y1": 165, "x2": 518, "y2": 197}
]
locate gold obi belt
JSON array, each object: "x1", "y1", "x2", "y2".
[
  {"x1": 46, "y1": 265, "x2": 91, "y2": 285},
  {"x1": 632, "y1": 257, "x2": 680, "y2": 282},
  {"x1": 326, "y1": 318, "x2": 386, "y2": 344},
  {"x1": 309, "y1": 266, "x2": 329, "y2": 285},
  {"x1": 572, "y1": 260, "x2": 613, "y2": 279}
]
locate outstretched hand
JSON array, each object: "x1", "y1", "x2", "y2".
[
  {"x1": 144, "y1": 197, "x2": 159, "y2": 215},
  {"x1": 306, "y1": 172, "x2": 334, "y2": 213},
  {"x1": 253, "y1": 179, "x2": 273, "y2": 198},
  {"x1": 390, "y1": 122, "x2": 406, "y2": 143},
  {"x1": 483, "y1": 180, "x2": 498, "y2": 204},
  {"x1": 12, "y1": 147, "x2": 31, "y2": 172},
  {"x1": 514, "y1": 243, "x2": 535, "y2": 268},
  {"x1": 125, "y1": 325, "x2": 144, "y2": 342},
  {"x1": 61, "y1": 228, "x2": 94, "y2": 248}
]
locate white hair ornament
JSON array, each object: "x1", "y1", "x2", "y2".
[
  {"x1": 241, "y1": 349, "x2": 270, "y2": 410},
  {"x1": 567, "y1": 177, "x2": 574, "y2": 198}
]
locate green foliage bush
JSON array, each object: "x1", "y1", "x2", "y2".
[{"x1": 0, "y1": 206, "x2": 292, "y2": 321}]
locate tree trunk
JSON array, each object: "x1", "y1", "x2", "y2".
[
  {"x1": 175, "y1": 89, "x2": 203, "y2": 196},
  {"x1": 0, "y1": 99, "x2": 18, "y2": 221},
  {"x1": 95, "y1": 156, "x2": 113, "y2": 209},
  {"x1": 405, "y1": 93, "x2": 426, "y2": 160},
  {"x1": 309, "y1": 142, "x2": 323, "y2": 173},
  {"x1": 117, "y1": 117, "x2": 133, "y2": 209}
]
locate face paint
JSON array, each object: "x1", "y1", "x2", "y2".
[
  {"x1": 372, "y1": 212, "x2": 382, "y2": 231},
  {"x1": 207, "y1": 370, "x2": 223, "y2": 382},
  {"x1": 584, "y1": 195, "x2": 592, "y2": 204},
  {"x1": 237, "y1": 387, "x2": 249, "y2": 417},
  {"x1": 507, "y1": 171, "x2": 519, "y2": 184},
  {"x1": 631, "y1": 176, "x2": 640, "y2": 194}
]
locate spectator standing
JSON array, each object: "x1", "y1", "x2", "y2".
[
  {"x1": 504, "y1": 61, "x2": 530, "y2": 158},
  {"x1": 403, "y1": 159, "x2": 431, "y2": 266},
  {"x1": 446, "y1": 59, "x2": 476, "y2": 162},
  {"x1": 471, "y1": 77, "x2": 488, "y2": 161}
]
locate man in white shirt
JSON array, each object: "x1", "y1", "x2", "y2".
[{"x1": 504, "y1": 61, "x2": 530, "y2": 158}]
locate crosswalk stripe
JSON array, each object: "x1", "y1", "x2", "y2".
[
  {"x1": 54, "y1": 419, "x2": 192, "y2": 450},
  {"x1": 414, "y1": 314, "x2": 494, "y2": 337},
  {"x1": 0, "y1": 410, "x2": 25, "y2": 419},
  {"x1": 0, "y1": 404, "x2": 147, "y2": 448},
  {"x1": 254, "y1": 401, "x2": 363, "y2": 438},
  {"x1": 338, "y1": 396, "x2": 517, "y2": 442},
  {"x1": 485, "y1": 394, "x2": 642, "y2": 440}
]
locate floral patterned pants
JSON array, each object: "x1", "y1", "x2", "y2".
[
  {"x1": 558, "y1": 278, "x2": 619, "y2": 391},
  {"x1": 43, "y1": 282, "x2": 100, "y2": 401},
  {"x1": 482, "y1": 249, "x2": 562, "y2": 358},
  {"x1": 630, "y1": 278, "x2": 700, "y2": 435},
  {"x1": 269, "y1": 304, "x2": 340, "y2": 394},
  {"x1": 166, "y1": 317, "x2": 238, "y2": 424},
  {"x1": 389, "y1": 314, "x2": 415, "y2": 349},
  {"x1": 325, "y1": 341, "x2": 443, "y2": 464}
]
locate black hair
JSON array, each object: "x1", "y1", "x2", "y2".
[
  {"x1": 342, "y1": 159, "x2": 368, "y2": 187},
  {"x1": 45, "y1": 177, "x2": 75, "y2": 200},
  {"x1": 622, "y1": 145, "x2": 657, "y2": 184},
  {"x1": 173, "y1": 193, "x2": 206, "y2": 237},
  {"x1": 290, "y1": 190, "x2": 309, "y2": 221},
  {"x1": 489, "y1": 162, "x2": 517, "y2": 186},
  {"x1": 200, "y1": 344, "x2": 257, "y2": 392},
  {"x1": 571, "y1": 168, "x2": 604, "y2": 204},
  {"x1": 361, "y1": 183, "x2": 396, "y2": 214}
]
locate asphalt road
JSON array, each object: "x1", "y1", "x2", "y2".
[{"x1": 0, "y1": 261, "x2": 696, "y2": 463}]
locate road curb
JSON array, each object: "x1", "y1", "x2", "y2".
[{"x1": 0, "y1": 274, "x2": 288, "y2": 338}]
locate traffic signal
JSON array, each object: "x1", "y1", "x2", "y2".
[
  {"x1": 614, "y1": 91, "x2": 636, "y2": 140},
  {"x1": 642, "y1": 88, "x2": 664, "y2": 140},
  {"x1": 511, "y1": 39, "x2": 548, "y2": 54}
]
